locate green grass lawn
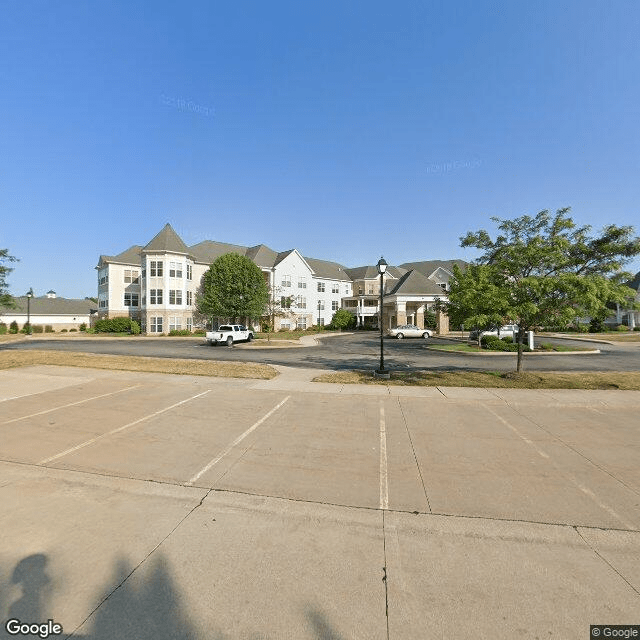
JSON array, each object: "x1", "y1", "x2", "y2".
[{"x1": 429, "y1": 343, "x2": 592, "y2": 353}]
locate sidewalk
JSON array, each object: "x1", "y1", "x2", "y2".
[{"x1": 249, "y1": 364, "x2": 640, "y2": 405}]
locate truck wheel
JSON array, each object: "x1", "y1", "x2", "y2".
[
  {"x1": 210, "y1": 340, "x2": 218, "y2": 346},
  {"x1": 226, "y1": 336, "x2": 233, "y2": 347},
  {"x1": 247, "y1": 333, "x2": 253, "y2": 342},
  {"x1": 396, "y1": 333, "x2": 404, "y2": 339}
]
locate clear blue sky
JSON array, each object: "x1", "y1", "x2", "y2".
[{"x1": 2, "y1": 1, "x2": 639, "y2": 298}]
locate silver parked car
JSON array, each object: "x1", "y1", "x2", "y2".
[
  {"x1": 387, "y1": 324, "x2": 433, "y2": 339},
  {"x1": 469, "y1": 324, "x2": 519, "y2": 340}
]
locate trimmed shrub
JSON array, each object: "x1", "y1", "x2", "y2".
[
  {"x1": 61, "y1": 329, "x2": 68, "y2": 333},
  {"x1": 20, "y1": 323, "x2": 31, "y2": 334},
  {"x1": 615, "y1": 324, "x2": 629, "y2": 332},
  {"x1": 45, "y1": 325, "x2": 54, "y2": 333},
  {"x1": 9, "y1": 321, "x2": 19, "y2": 334},
  {"x1": 79, "y1": 323, "x2": 87, "y2": 332},
  {"x1": 32, "y1": 325, "x2": 44, "y2": 333},
  {"x1": 589, "y1": 317, "x2": 606, "y2": 333},
  {"x1": 130, "y1": 320, "x2": 141, "y2": 335},
  {"x1": 0, "y1": 322, "x2": 7, "y2": 335},
  {"x1": 634, "y1": 326, "x2": 640, "y2": 332},
  {"x1": 480, "y1": 335, "x2": 501, "y2": 348},
  {"x1": 70, "y1": 328, "x2": 77, "y2": 332},
  {"x1": 481, "y1": 334, "x2": 531, "y2": 352},
  {"x1": 168, "y1": 329, "x2": 191, "y2": 336},
  {"x1": 94, "y1": 317, "x2": 137, "y2": 333}
]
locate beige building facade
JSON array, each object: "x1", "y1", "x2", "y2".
[{"x1": 96, "y1": 224, "x2": 464, "y2": 334}]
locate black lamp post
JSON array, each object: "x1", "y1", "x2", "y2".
[
  {"x1": 26, "y1": 288, "x2": 34, "y2": 335},
  {"x1": 374, "y1": 257, "x2": 390, "y2": 378}
]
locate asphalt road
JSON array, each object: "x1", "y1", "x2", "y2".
[{"x1": 4, "y1": 333, "x2": 640, "y2": 371}]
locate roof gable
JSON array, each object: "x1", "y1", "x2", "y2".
[
  {"x1": 399, "y1": 260, "x2": 468, "y2": 279},
  {"x1": 386, "y1": 270, "x2": 447, "y2": 296},
  {"x1": 143, "y1": 224, "x2": 189, "y2": 254}
]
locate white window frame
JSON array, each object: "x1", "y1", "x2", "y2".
[
  {"x1": 124, "y1": 292, "x2": 139, "y2": 307},
  {"x1": 281, "y1": 275, "x2": 291, "y2": 287},
  {"x1": 317, "y1": 282, "x2": 325, "y2": 292},
  {"x1": 150, "y1": 289, "x2": 163, "y2": 304},
  {"x1": 150, "y1": 261, "x2": 163, "y2": 277},
  {"x1": 150, "y1": 317, "x2": 163, "y2": 333}
]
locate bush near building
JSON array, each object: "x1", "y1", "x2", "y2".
[
  {"x1": 9, "y1": 321, "x2": 19, "y2": 334},
  {"x1": 94, "y1": 317, "x2": 140, "y2": 334}
]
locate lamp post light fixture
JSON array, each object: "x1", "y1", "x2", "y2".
[
  {"x1": 374, "y1": 257, "x2": 390, "y2": 378},
  {"x1": 26, "y1": 288, "x2": 34, "y2": 335}
]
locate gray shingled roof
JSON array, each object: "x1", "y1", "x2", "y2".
[
  {"x1": 97, "y1": 245, "x2": 143, "y2": 267},
  {"x1": 344, "y1": 265, "x2": 406, "y2": 280},
  {"x1": 386, "y1": 270, "x2": 447, "y2": 296},
  {"x1": 303, "y1": 257, "x2": 351, "y2": 281},
  {"x1": 245, "y1": 244, "x2": 278, "y2": 268},
  {"x1": 96, "y1": 224, "x2": 466, "y2": 286},
  {"x1": 399, "y1": 259, "x2": 468, "y2": 278},
  {"x1": 189, "y1": 240, "x2": 249, "y2": 264},
  {"x1": 143, "y1": 223, "x2": 190, "y2": 254},
  {"x1": 2, "y1": 296, "x2": 96, "y2": 315}
]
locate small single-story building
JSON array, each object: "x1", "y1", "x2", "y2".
[{"x1": 0, "y1": 291, "x2": 98, "y2": 331}]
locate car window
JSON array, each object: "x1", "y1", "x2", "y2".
[{"x1": 219, "y1": 325, "x2": 232, "y2": 331}]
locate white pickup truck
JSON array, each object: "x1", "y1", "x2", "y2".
[{"x1": 206, "y1": 324, "x2": 254, "y2": 346}]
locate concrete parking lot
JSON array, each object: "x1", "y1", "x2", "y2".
[{"x1": 1, "y1": 365, "x2": 639, "y2": 639}]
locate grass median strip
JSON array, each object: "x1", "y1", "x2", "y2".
[
  {"x1": 313, "y1": 369, "x2": 640, "y2": 390},
  {"x1": 0, "y1": 350, "x2": 278, "y2": 379}
]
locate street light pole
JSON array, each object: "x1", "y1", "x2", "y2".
[
  {"x1": 374, "y1": 257, "x2": 389, "y2": 378},
  {"x1": 26, "y1": 288, "x2": 34, "y2": 335}
]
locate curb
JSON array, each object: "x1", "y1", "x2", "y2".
[{"x1": 428, "y1": 348, "x2": 601, "y2": 356}]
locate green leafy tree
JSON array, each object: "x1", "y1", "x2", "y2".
[
  {"x1": 447, "y1": 208, "x2": 640, "y2": 372},
  {"x1": 328, "y1": 308, "x2": 356, "y2": 330},
  {"x1": 0, "y1": 249, "x2": 18, "y2": 308},
  {"x1": 196, "y1": 253, "x2": 270, "y2": 324}
]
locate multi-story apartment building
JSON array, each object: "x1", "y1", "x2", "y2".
[{"x1": 96, "y1": 224, "x2": 465, "y2": 333}]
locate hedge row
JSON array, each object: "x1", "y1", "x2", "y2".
[
  {"x1": 481, "y1": 335, "x2": 532, "y2": 352},
  {"x1": 94, "y1": 318, "x2": 141, "y2": 334}
]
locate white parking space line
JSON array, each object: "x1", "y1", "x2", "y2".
[
  {"x1": 379, "y1": 400, "x2": 389, "y2": 510},
  {"x1": 484, "y1": 405, "x2": 635, "y2": 530},
  {"x1": 38, "y1": 390, "x2": 211, "y2": 465},
  {"x1": 186, "y1": 395, "x2": 291, "y2": 486},
  {"x1": 1, "y1": 385, "x2": 143, "y2": 425}
]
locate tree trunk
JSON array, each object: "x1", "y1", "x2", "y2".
[{"x1": 516, "y1": 330, "x2": 524, "y2": 373}]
